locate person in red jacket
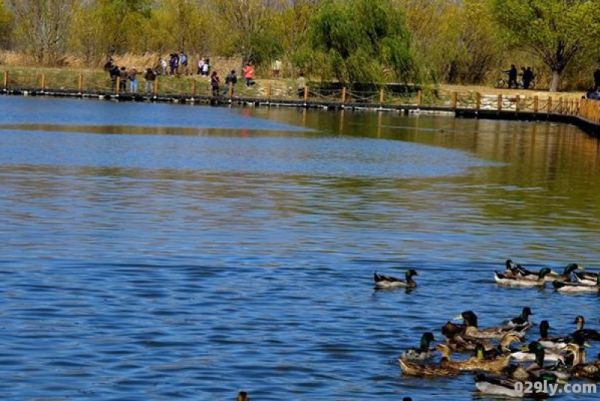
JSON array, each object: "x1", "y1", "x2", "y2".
[{"x1": 243, "y1": 62, "x2": 255, "y2": 87}]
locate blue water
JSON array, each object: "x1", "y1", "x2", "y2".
[{"x1": 0, "y1": 96, "x2": 599, "y2": 400}]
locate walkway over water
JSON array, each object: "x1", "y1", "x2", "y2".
[{"x1": 2, "y1": 70, "x2": 599, "y2": 136}]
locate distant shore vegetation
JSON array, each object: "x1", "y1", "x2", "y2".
[{"x1": 1, "y1": 0, "x2": 600, "y2": 91}]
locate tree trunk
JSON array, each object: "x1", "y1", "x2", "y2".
[{"x1": 550, "y1": 70, "x2": 561, "y2": 92}]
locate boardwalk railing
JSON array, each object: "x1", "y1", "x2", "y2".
[{"x1": 2, "y1": 69, "x2": 600, "y2": 131}]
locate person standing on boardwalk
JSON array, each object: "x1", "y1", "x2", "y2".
[
  {"x1": 210, "y1": 71, "x2": 220, "y2": 97},
  {"x1": 505, "y1": 64, "x2": 517, "y2": 88},
  {"x1": 109, "y1": 64, "x2": 120, "y2": 90},
  {"x1": 128, "y1": 68, "x2": 138, "y2": 93},
  {"x1": 594, "y1": 68, "x2": 600, "y2": 90},
  {"x1": 296, "y1": 72, "x2": 306, "y2": 98},
  {"x1": 197, "y1": 58, "x2": 205, "y2": 75},
  {"x1": 144, "y1": 68, "x2": 156, "y2": 93},
  {"x1": 522, "y1": 67, "x2": 534, "y2": 89},
  {"x1": 119, "y1": 67, "x2": 128, "y2": 92},
  {"x1": 224, "y1": 70, "x2": 237, "y2": 96},
  {"x1": 243, "y1": 62, "x2": 255, "y2": 87},
  {"x1": 180, "y1": 51, "x2": 188, "y2": 75},
  {"x1": 202, "y1": 58, "x2": 210, "y2": 77}
]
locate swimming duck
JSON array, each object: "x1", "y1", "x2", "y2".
[
  {"x1": 572, "y1": 315, "x2": 600, "y2": 341},
  {"x1": 512, "y1": 263, "x2": 581, "y2": 282},
  {"x1": 525, "y1": 341, "x2": 581, "y2": 381},
  {"x1": 505, "y1": 307, "x2": 534, "y2": 331},
  {"x1": 436, "y1": 343, "x2": 511, "y2": 373},
  {"x1": 574, "y1": 270, "x2": 600, "y2": 286},
  {"x1": 538, "y1": 320, "x2": 571, "y2": 351},
  {"x1": 478, "y1": 333, "x2": 523, "y2": 359},
  {"x1": 571, "y1": 352, "x2": 600, "y2": 380},
  {"x1": 553, "y1": 274, "x2": 600, "y2": 293},
  {"x1": 401, "y1": 332, "x2": 436, "y2": 361},
  {"x1": 373, "y1": 270, "x2": 417, "y2": 290},
  {"x1": 459, "y1": 311, "x2": 526, "y2": 341},
  {"x1": 510, "y1": 341, "x2": 568, "y2": 363},
  {"x1": 494, "y1": 267, "x2": 551, "y2": 287},
  {"x1": 475, "y1": 372, "x2": 558, "y2": 398},
  {"x1": 398, "y1": 356, "x2": 460, "y2": 377}
]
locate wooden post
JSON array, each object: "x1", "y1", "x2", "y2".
[
  {"x1": 533, "y1": 96, "x2": 539, "y2": 113},
  {"x1": 417, "y1": 90, "x2": 423, "y2": 106},
  {"x1": 341, "y1": 87, "x2": 347, "y2": 104},
  {"x1": 558, "y1": 97, "x2": 563, "y2": 114},
  {"x1": 515, "y1": 95, "x2": 520, "y2": 112},
  {"x1": 497, "y1": 94, "x2": 502, "y2": 111},
  {"x1": 115, "y1": 77, "x2": 120, "y2": 95},
  {"x1": 78, "y1": 74, "x2": 83, "y2": 93},
  {"x1": 379, "y1": 88, "x2": 384, "y2": 104},
  {"x1": 475, "y1": 92, "x2": 481, "y2": 110},
  {"x1": 40, "y1": 74, "x2": 45, "y2": 91},
  {"x1": 3, "y1": 71, "x2": 8, "y2": 89},
  {"x1": 304, "y1": 86, "x2": 308, "y2": 102},
  {"x1": 451, "y1": 91, "x2": 457, "y2": 109},
  {"x1": 547, "y1": 97, "x2": 552, "y2": 114}
]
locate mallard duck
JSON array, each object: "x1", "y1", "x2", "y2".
[
  {"x1": 459, "y1": 311, "x2": 526, "y2": 341},
  {"x1": 572, "y1": 353, "x2": 600, "y2": 380},
  {"x1": 436, "y1": 343, "x2": 511, "y2": 373},
  {"x1": 510, "y1": 341, "x2": 567, "y2": 363},
  {"x1": 553, "y1": 274, "x2": 600, "y2": 293},
  {"x1": 494, "y1": 267, "x2": 551, "y2": 287},
  {"x1": 547, "y1": 263, "x2": 584, "y2": 282},
  {"x1": 398, "y1": 356, "x2": 460, "y2": 377},
  {"x1": 525, "y1": 342, "x2": 582, "y2": 381},
  {"x1": 475, "y1": 372, "x2": 558, "y2": 398},
  {"x1": 572, "y1": 315, "x2": 600, "y2": 341},
  {"x1": 401, "y1": 332, "x2": 436, "y2": 360},
  {"x1": 479, "y1": 333, "x2": 523, "y2": 359},
  {"x1": 505, "y1": 307, "x2": 533, "y2": 331},
  {"x1": 501, "y1": 259, "x2": 520, "y2": 278},
  {"x1": 373, "y1": 270, "x2": 417, "y2": 290},
  {"x1": 575, "y1": 270, "x2": 600, "y2": 286},
  {"x1": 538, "y1": 320, "x2": 571, "y2": 351}
]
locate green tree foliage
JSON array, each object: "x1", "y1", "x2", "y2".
[
  {"x1": 0, "y1": 0, "x2": 13, "y2": 49},
  {"x1": 493, "y1": 0, "x2": 600, "y2": 91},
  {"x1": 305, "y1": 0, "x2": 413, "y2": 84}
]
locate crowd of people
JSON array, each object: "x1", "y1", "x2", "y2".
[{"x1": 103, "y1": 54, "x2": 263, "y2": 96}]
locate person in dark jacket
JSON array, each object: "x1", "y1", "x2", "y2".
[
  {"x1": 505, "y1": 64, "x2": 517, "y2": 89},
  {"x1": 224, "y1": 70, "x2": 237, "y2": 96},
  {"x1": 522, "y1": 67, "x2": 534, "y2": 89},
  {"x1": 210, "y1": 71, "x2": 220, "y2": 97},
  {"x1": 144, "y1": 68, "x2": 157, "y2": 93}
]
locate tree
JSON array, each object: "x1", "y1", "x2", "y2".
[
  {"x1": 305, "y1": 0, "x2": 413, "y2": 84},
  {"x1": 0, "y1": 0, "x2": 13, "y2": 49},
  {"x1": 493, "y1": 0, "x2": 600, "y2": 91},
  {"x1": 8, "y1": 0, "x2": 75, "y2": 64}
]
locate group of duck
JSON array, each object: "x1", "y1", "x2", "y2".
[
  {"x1": 397, "y1": 308, "x2": 600, "y2": 397},
  {"x1": 495, "y1": 259, "x2": 600, "y2": 292}
]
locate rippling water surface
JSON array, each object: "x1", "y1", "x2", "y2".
[{"x1": 0, "y1": 96, "x2": 599, "y2": 400}]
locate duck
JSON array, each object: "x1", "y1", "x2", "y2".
[
  {"x1": 525, "y1": 341, "x2": 582, "y2": 381},
  {"x1": 510, "y1": 341, "x2": 568, "y2": 366},
  {"x1": 398, "y1": 356, "x2": 460, "y2": 377},
  {"x1": 547, "y1": 263, "x2": 584, "y2": 282},
  {"x1": 538, "y1": 320, "x2": 571, "y2": 351},
  {"x1": 494, "y1": 267, "x2": 551, "y2": 287},
  {"x1": 373, "y1": 270, "x2": 417, "y2": 290},
  {"x1": 572, "y1": 315, "x2": 600, "y2": 341},
  {"x1": 574, "y1": 270, "x2": 600, "y2": 286},
  {"x1": 478, "y1": 333, "x2": 523, "y2": 359},
  {"x1": 459, "y1": 311, "x2": 526, "y2": 341},
  {"x1": 501, "y1": 259, "x2": 521, "y2": 278},
  {"x1": 571, "y1": 352, "x2": 600, "y2": 380},
  {"x1": 400, "y1": 332, "x2": 436, "y2": 361},
  {"x1": 553, "y1": 274, "x2": 600, "y2": 293},
  {"x1": 504, "y1": 307, "x2": 534, "y2": 331},
  {"x1": 475, "y1": 372, "x2": 558, "y2": 398},
  {"x1": 436, "y1": 343, "x2": 511, "y2": 373}
]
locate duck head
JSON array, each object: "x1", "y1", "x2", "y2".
[
  {"x1": 528, "y1": 341, "x2": 545, "y2": 367},
  {"x1": 442, "y1": 321, "x2": 464, "y2": 338},
  {"x1": 405, "y1": 269, "x2": 418, "y2": 279},
  {"x1": 574, "y1": 315, "x2": 585, "y2": 330},
  {"x1": 520, "y1": 307, "x2": 533, "y2": 320},
  {"x1": 505, "y1": 259, "x2": 515, "y2": 270},
  {"x1": 474, "y1": 343, "x2": 485, "y2": 360},
  {"x1": 563, "y1": 263, "x2": 583, "y2": 276},
  {"x1": 461, "y1": 311, "x2": 478, "y2": 327},
  {"x1": 539, "y1": 320, "x2": 550, "y2": 339},
  {"x1": 420, "y1": 332, "x2": 435, "y2": 350},
  {"x1": 538, "y1": 267, "x2": 552, "y2": 279}
]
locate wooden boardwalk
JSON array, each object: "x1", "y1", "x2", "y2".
[{"x1": 1, "y1": 72, "x2": 599, "y2": 137}]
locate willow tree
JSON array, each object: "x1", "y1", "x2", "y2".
[
  {"x1": 306, "y1": 0, "x2": 413, "y2": 84},
  {"x1": 493, "y1": 0, "x2": 600, "y2": 91},
  {"x1": 0, "y1": 0, "x2": 12, "y2": 49}
]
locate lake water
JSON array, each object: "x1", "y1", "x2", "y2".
[{"x1": 0, "y1": 96, "x2": 599, "y2": 400}]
